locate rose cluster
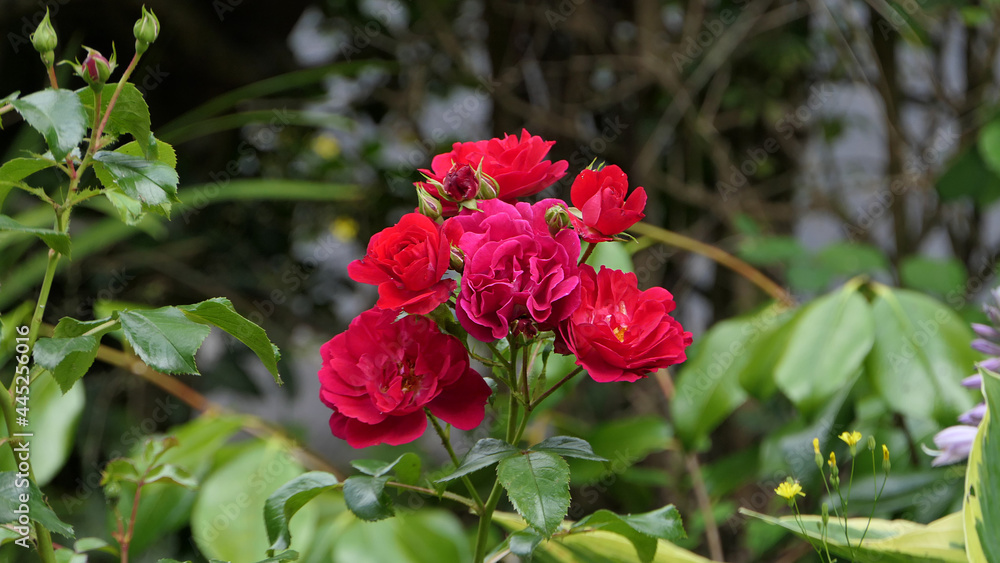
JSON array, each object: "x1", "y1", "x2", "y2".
[{"x1": 318, "y1": 129, "x2": 692, "y2": 447}]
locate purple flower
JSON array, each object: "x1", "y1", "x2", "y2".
[
  {"x1": 958, "y1": 403, "x2": 987, "y2": 426},
  {"x1": 929, "y1": 425, "x2": 979, "y2": 467},
  {"x1": 963, "y1": 374, "x2": 983, "y2": 389}
]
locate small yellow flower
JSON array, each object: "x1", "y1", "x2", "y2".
[
  {"x1": 838, "y1": 431, "x2": 862, "y2": 448},
  {"x1": 813, "y1": 438, "x2": 820, "y2": 455},
  {"x1": 828, "y1": 451, "x2": 836, "y2": 467},
  {"x1": 882, "y1": 444, "x2": 890, "y2": 462},
  {"x1": 775, "y1": 480, "x2": 805, "y2": 501}
]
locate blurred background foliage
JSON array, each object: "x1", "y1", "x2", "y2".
[{"x1": 2, "y1": 0, "x2": 999, "y2": 561}]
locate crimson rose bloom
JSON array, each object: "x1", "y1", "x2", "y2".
[
  {"x1": 347, "y1": 213, "x2": 456, "y2": 315},
  {"x1": 418, "y1": 129, "x2": 568, "y2": 215},
  {"x1": 568, "y1": 165, "x2": 647, "y2": 242},
  {"x1": 319, "y1": 308, "x2": 492, "y2": 448},
  {"x1": 557, "y1": 265, "x2": 691, "y2": 382},
  {"x1": 445, "y1": 198, "x2": 580, "y2": 341}
]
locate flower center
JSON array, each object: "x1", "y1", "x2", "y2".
[{"x1": 612, "y1": 325, "x2": 628, "y2": 342}]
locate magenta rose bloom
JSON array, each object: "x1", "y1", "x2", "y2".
[
  {"x1": 568, "y1": 165, "x2": 647, "y2": 243},
  {"x1": 445, "y1": 198, "x2": 581, "y2": 342},
  {"x1": 319, "y1": 308, "x2": 492, "y2": 448},
  {"x1": 417, "y1": 129, "x2": 568, "y2": 215},
  {"x1": 347, "y1": 213, "x2": 456, "y2": 315},
  {"x1": 557, "y1": 265, "x2": 692, "y2": 382}
]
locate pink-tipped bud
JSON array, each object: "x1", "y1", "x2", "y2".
[{"x1": 74, "y1": 47, "x2": 116, "y2": 91}]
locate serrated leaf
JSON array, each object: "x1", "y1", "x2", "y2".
[
  {"x1": 532, "y1": 436, "x2": 607, "y2": 462},
  {"x1": 178, "y1": 298, "x2": 282, "y2": 384},
  {"x1": 343, "y1": 475, "x2": 394, "y2": 522},
  {"x1": 118, "y1": 307, "x2": 211, "y2": 375},
  {"x1": 0, "y1": 471, "x2": 75, "y2": 538},
  {"x1": 620, "y1": 505, "x2": 686, "y2": 542},
  {"x1": 10, "y1": 89, "x2": 87, "y2": 161},
  {"x1": 0, "y1": 157, "x2": 55, "y2": 183},
  {"x1": 93, "y1": 150, "x2": 179, "y2": 217},
  {"x1": 437, "y1": 438, "x2": 519, "y2": 482},
  {"x1": 964, "y1": 370, "x2": 1000, "y2": 561},
  {"x1": 0, "y1": 214, "x2": 71, "y2": 256},
  {"x1": 264, "y1": 471, "x2": 339, "y2": 555},
  {"x1": 99, "y1": 138, "x2": 177, "y2": 225},
  {"x1": 497, "y1": 451, "x2": 570, "y2": 537},
  {"x1": 52, "y1": 316, "x2": 116, "y2": 338},
  {"x1": 78, "y1": 83, "x2": 151, "y2": 154},
  {"x1": 33, "y1": 335, "x2": 100, "y2": 393}
]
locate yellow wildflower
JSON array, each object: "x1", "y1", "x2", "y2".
[{"x1": 775, "y1": 480, "x2": 805, "y2": 501}]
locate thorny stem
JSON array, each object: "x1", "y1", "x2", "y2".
[{"x1": 426, "y1": 411, "x2": 484, "y2": 511}]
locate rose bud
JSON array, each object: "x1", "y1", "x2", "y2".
[
  {"x1": 567, "y1": 164, "x2": 647, "y2": 242},
  {"x1": 442, "y1": 164, "x2": 478, "y2": 202},
  {"x1": 73, "y1": 47, "x2": 116, "y2": 91},
  {"x1": 416, "y1": 185, "x2": 443, "y2": 220},
  {"x1": 544, "y1": 203, "x2": 572, "y2": 235},
  {"x1": 30, "y1": 9, "x2": 58, "y2": 66},
  {"x1": 134, "y1": 6, "x2": 161, "y2": 54}
]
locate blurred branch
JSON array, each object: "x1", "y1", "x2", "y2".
[{"x1": 629, "y1": 222, "x2": 794, "y2": 306}]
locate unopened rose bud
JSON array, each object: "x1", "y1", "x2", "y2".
[
  {"x1": 74, "y1": 47, "x2": 116, "y2": 91},
  {"x1": 545, "y1": 204, "x2": 572, "y2": 235},
  {"x1": 134, "y1": 6, "x2": 160, "y2": 54},
  {"x1": 442, "y1": 164, "x2": 478, "y2": 202},
  {"x1": 476, "y1": 172, "x2": 499, "y2": 200},
  {"x1": 416, "y1": 186, "x2": 442, "y2": 220},
  {"x1": 449, "y1": 246, "x2": 464, "y2": 272},
  {"x1": 512, "y1": 318, "x2": 538, "y2": 340},
  {"x1": 31, "y1": 10, "x2": 58, "y2": 66}
]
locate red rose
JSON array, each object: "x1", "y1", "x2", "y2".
[
  {"x1": 319, "y1": 308, "x2": 492, "y2": 448},
  {"x1": 442, "y1": 164, "x2": 479, "y2": 202},
  {"x1": 557, "y1": 265, "x2": 691, "y2": 382},
  {"x1": 417, "y1": 129, "x2": 568, "y2": 215},
  {"x1": 445, "y1": 198, "x2": 581, "y2": 341},
  {"x1": 568, "y1": 165, "x2": 646, "y2": 242},
  {"x1": 348, "y1": 213, "x2": 456, "y2": 315}
]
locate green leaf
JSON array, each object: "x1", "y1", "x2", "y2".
[
  {"x1": 0, "y1": 157, "x2": 55, "y2": 184},
  {"x1": 0, "y1": 91, "x2": 19, "y2": 105},
  {"x1": 33, "y1": 335, "x2": 100, "y2": 393},
  {"x1": 0, "y1": 471, "x2": 75, "y2": 538},
  {"x1": 738, "y1": 235, "x2": 806, "y2": 266},
  {"x1": 78, "y1": 83, "x2": 151, "y2": 153},
  {"x1": 936, "y1": 147, "x2": 1000, "y2": 206},
  {"x1": 964, "y1": 370, "x2": 1000, "y2": 562},
  {"x1": 741, "y1": 509, "x2": 968, "y2": 563},
  {"x1": 673, "y1": 304, "x2": 790, "y2": 449},
  {"x1": 343, "y1": 475, "x2": 394, "y2": 522},
  {"x1": 737, "y1": 308, "x2": 797, "y2": 400},
  {"x1": 350, "y1": 453, "x2": 420, "y2": 485},
  {"x1": 144, "y1": 464, "x2": 198, "y2": 489},
  {"x1": 178, "y1": 298, "x2": 282, "y2": 384},
  {"x1": 191, "y1": 440, "x2": 312, "y2": 562},
  {"x1": 73, "y1": 537, "x2": 110, "y2": 553},
  {"x1": 98, "y1": 138, "x2": 177, "y2": 225},
  {"x1": 508, "y1": 529, "x2": 543, "y2": 558},
  {"x1": 867, "y1": 287, "x2": 977, "y2": 421},
  {"x1": 330, "y1": 509, "x2": 472, "y2": 562},
  {"x1": 774, "y1": 284, "x2": 874, "y2": 415},
  {"x1": 264, "y1": 471, "x2": 340, "y2": 555},
  {"x1": 93, "y1": 150, "x2": 180, "y2": 215},
  {"x1": 10, "y1": 89, "x2": 87, "y2": 161},
  {"x1": 497, "y1": 451, "x2": 570, "y2": 537},
  {"x1": 0, "y1": 214, "x2": 71, "y2": 256},
  {"x1": 531, "y1": 436, "x2": 607, "y2": 462},
  {"x1": 571, "y1": 416, "x2": 672, "y2": 484},
  {"x1": 52, "y1": 316, "x2": 116, "y2": 338},
  {"x1": 0, "y1": 370, "x2": 85, "y2": 486},
  {"x1": 118, "y1": 306, "x2": 211, "y2": 375},
  {"x1": 437, "y1": 438, "x2": 519, "y2": 482},
  {"x1": 815, "y1": 242, "x2": 889, "y2": 276},
  {"x1": 576, "y1": 511, "x2": 657, "y2": 562},
  {"x1": 621, "y1": 505, "x2": 686, "y2": 542},
  {"x1": 978, "y1": 119, "x2": 1000, "y2": 176},
  {"x1": 899, "y1": 255, "x2": 968, "y2": 296},
  {"x1": 255, "y1": 550, "x2": 299, "y2": 563}
]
